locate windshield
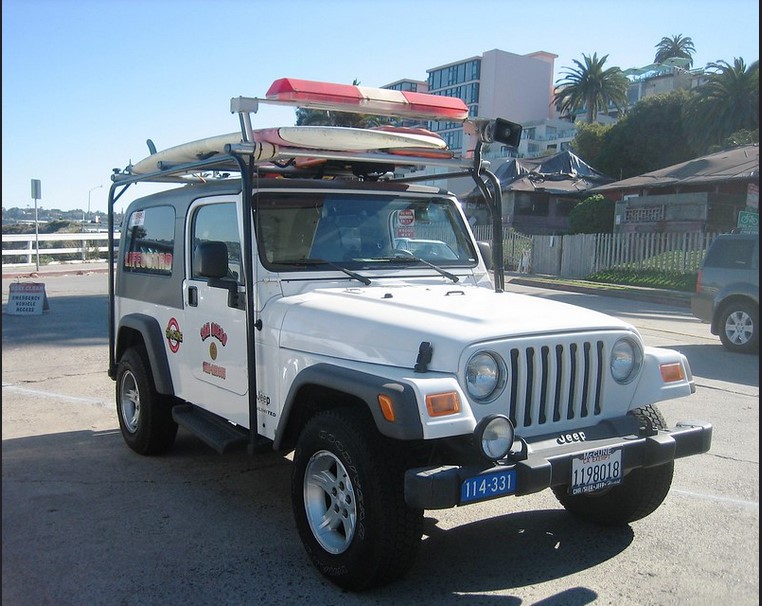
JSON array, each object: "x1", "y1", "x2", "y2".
[{"x1": 255, "y1": 191, "x2": 478, "y2": 271}]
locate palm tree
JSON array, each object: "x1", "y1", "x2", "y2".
[
  {"x1": 654, "y1": 35, "x2": 696, "y2": 68},
  {"x1": 553, "y1": 53, "x2": 629, "y2": 123},
  {"x1": 684, "y1": 58, "x2": 759, "y2": 152}
]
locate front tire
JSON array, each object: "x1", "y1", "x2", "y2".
[
  {"x1": 552, "y1": 405, "x2": 674, "y2": 526},
  {"x1": 291, "y1": 408, "x2": 422, "y2": 591},
  {"x1": 718, "y1": 300, "x2": 758, "y2": 354},
  {"x1": 116, "y1": 347, "x2": 178, "y2": 455}
]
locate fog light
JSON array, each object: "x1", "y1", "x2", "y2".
[{"x1": 475, "y1": 415, "x2": 514, "y2": 461}]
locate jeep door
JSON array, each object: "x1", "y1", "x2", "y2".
[{"x1": 181, "y1": 198, "x2": 250, "y2": 427}]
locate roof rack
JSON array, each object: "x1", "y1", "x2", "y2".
[{"x1": 107, "y1": 77, "x2": 522, "y2": 296}]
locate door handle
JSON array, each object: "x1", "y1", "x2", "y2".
[{"x1": 188, "y1": 286, "x2": 198, "y2": 307}]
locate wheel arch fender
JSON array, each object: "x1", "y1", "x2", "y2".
[
  {"x1": 711, "y1": 292, "x2": 758, "y2": 333},
  {"x1": 116, "y1": 313, "x2": 175, "y2": 395},
  {"x1": 274, "y1": 363, "x2": 423, "y2": 451}
]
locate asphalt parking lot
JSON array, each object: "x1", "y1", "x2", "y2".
[{"x1": 2, "y1": 264, "x2": 758, "y2": 606}]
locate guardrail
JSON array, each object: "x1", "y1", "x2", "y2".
[{"x1": 2, "y1": 232, "x2": 120, "y2": 266}]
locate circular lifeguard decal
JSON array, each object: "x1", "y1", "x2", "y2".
[{"x1": 165, "y1": 317, "x2": 183, "y2": 353}]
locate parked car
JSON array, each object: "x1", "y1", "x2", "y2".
[{"x1": 691, "y1": 233, "x2": 759, "y2": 353}]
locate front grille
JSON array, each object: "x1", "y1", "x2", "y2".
[{"x1": 506, "y1": 340, "x2": 604, "y2": 430}]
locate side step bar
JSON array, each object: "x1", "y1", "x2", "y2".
[{"x1": 172, "y1": 403, "x2": 262, "y2": 454}]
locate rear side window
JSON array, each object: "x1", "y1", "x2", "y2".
[
  {"x1": 704, "y1": 238, "x2": 756, "y2": 269},
  {"x1": 123, "y1": 206, "x2": 175, "y2": 275}
]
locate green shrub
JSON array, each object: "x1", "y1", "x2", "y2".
[{"x1": 586, "y1": 268, "x2": 697, "y2": 292}]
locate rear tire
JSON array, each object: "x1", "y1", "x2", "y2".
[
  {"x1": 552, "y1": 405, "x2": 674, "y2": 526},
  {"x1": 291, "y1": 408, "x2": 422, "y2": 591},
  {"x1": 718, "y1": 300, "x2": 758, "y2": 354},
  {"x1": 116, "y1": 347, "x2": 178, "y2": 455}
]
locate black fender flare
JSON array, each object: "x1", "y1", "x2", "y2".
[
  {"x1": 275, "y1": 363, "x2": 423, "y2": 449},
  {"x1": 117, "y1": 313, "x2": 175, "y2": 395}
]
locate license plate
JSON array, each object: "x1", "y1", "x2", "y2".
[
  {"x1": 460, "y1": 468, "x2": 516, "y2": 504},
  {"x1": 570, "y1": 447, "x2": 623, "y2": 495}
]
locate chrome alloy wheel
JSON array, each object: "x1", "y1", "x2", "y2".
[
  {"x1": 303, "y1": 450, "x2": 357, "y2": 554},
  {"x1": 724, "y1": 309, "x2": 754, "y2": 346},
  {"x1": 119, "y1": 370, "x2": 141, "y2": 434}
]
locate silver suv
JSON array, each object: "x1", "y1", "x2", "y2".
[{"x1": 692, "y1": 233, "x2": 759, "y2": 354}]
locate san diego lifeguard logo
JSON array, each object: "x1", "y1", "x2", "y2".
[
  {"x1": 200, "y1": 321, "x2": 228, "y2": 379},
  {"x1": 165, "y1": 317, "x2": 183, "y2": 353}
]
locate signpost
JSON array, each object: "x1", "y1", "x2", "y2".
[{"x1": 31, "y1": 179, "x2": 42, "y2": 271}]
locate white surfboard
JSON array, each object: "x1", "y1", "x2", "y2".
[
  {"x1": 254, "y1": 126, "x2": 447, "y2": 151},
  {"x1": 131, "y1": 126, "x2": 449, "y2": 175},
  {"x1": 130, "y1": 133, "x2": 249, "y2": 175}
]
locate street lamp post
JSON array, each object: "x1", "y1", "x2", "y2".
[{"x1": 87, "y1": 185, "x2": 103, "y2": 225}]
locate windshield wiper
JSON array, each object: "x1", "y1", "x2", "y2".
[
  {"x1": 278, "y1": 259, "x2": 371, "y2": 285},
  {"x1": 386, "y1": 252, "x2": 459, "y2": 283}
]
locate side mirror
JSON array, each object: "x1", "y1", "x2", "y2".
[
  {"x1": 477, "y1": 241, "x2": 493, "y2": 271},
  {"x1": 194, "y1": 241, "x2": 229, "y2": 279}
]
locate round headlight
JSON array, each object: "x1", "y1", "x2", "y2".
[
  {"x1": 466, "y1": 351, "x2": 503, "y2": 401},
  {"x1": 475, "y1": 415, "x2": 515, "y2": 460},
  {"x1": 610, "y1": 338, "x2": 643, "y2": 384}
]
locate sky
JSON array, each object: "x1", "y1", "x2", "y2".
[{"x1": 2, "y1": 0, "x2": 759, "y2": 214}]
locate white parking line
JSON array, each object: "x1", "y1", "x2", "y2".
[
  {"x1": 1, "y1": 383, "x2": 112, "y2": 408},
  {"x1": 671, "y1": 488, "x2": 758, "y2": 510}
]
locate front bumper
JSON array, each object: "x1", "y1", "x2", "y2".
[{"x1": 404, "y1": 420, "x2": 712, "y2": 509}]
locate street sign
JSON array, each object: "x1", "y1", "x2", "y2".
[
  {"x1": 31, "y1": 179, "x2": 42, "y2": 200},
  {"x1": 7, "y1": 282, "x2": 50, "y2": 315},
  {"x1": 737, "y1": 210, "x2": 759, "y2": 233}
]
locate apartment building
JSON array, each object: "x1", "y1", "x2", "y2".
[
  {"x1": 385, "y1": 52, "x2": 708, "y2": 161},
  {"x1": 422, "y1": 49, "x2": 558, "y2": 158}
]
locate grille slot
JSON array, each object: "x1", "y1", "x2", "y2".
[{"x1": 507, "y1": 340, "x2": 604, "y2": 429}]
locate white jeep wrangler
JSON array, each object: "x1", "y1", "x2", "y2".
[{"x1": 107, "y1": 78, "x2": 712, "y2": 591}]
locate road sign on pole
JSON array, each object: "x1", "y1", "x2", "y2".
[{"x1": 31, "y1": 179, "x2": 42, "y2": 271}]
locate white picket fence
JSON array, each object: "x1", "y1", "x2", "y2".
[{"x1": 471, "y1": 227, "x2": 723, "y2": 278}]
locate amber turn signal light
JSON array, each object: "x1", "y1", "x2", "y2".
[
  {"x1": 425, "y1": 392, "x2": 461, "y2": 417},
  {"x1": 660, "y1": 362, "x2": 685, "y2": 383}
]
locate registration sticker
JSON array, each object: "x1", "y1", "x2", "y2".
[
  {"x1": 570, "y1": 447, "x2": 622, "y2": 495},
  {"x1": 460, "y1": 468, "x2": 516, "y2": 504}
]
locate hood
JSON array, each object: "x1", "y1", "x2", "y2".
[{"x1": 277, "y1": 283, "x2": 632, "y2": 371}]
